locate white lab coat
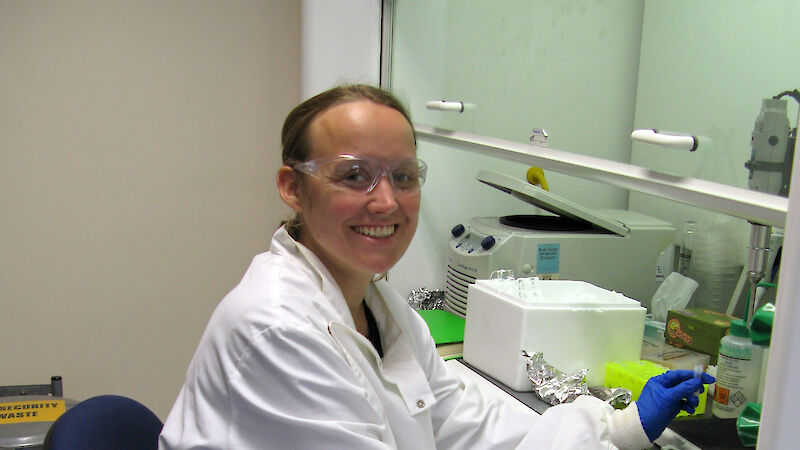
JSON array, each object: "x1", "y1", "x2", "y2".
[{"x1": 159, "y1": 227, "x2": 651, "y2": 449}]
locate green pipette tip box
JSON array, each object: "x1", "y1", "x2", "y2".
[{"x1": 605, "y1": 360, "x2": 707, "y2": 417}]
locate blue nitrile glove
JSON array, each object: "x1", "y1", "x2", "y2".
[{"x1": 637, "y1": 370, "x2": 715, "y2": 442}]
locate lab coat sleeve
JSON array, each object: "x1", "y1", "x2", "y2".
[
  {"x1": 515, "y1": 396, "x2": 651, "y2": 449},
  {"x1": 406, "y1": 311, "x2": 650, "y2": 450}
]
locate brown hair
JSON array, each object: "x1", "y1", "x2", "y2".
[{"x1": 279, "y1": 84, "x2": 414, "y2": 237}]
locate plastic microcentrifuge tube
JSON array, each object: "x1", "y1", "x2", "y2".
[{"x1": 694, "y1": 364, "x2": 704, "y2": 395}]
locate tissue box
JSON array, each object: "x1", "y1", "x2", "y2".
[
  {"x1": 463, "y1": 279, "x2": 646, "y2": 390},
  {"x1": 665, "y1": 308, "x2": 736, "y2": 364}
]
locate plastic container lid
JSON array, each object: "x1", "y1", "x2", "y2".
[
  {"x1": 729, "y1": 319, "x2": 750, "y2": 338},
  {"x1": 478, "y1": 279, "x2": 641, "y2": 308},
  {"x1": 476, "y1": 170, "x2": 629, "y2": 237}
]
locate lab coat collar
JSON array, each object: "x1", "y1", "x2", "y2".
[{"x1": 270, "y1": 226, "x2": 354, "y2": 329}]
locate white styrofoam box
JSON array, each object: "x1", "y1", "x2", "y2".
[{"x1": 463, "y1": 279, "x2": 645, "y2": 390}]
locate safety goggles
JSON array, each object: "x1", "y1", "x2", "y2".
[{"x1": 293, "y1": 154, "x2": 427, "y2": 194}]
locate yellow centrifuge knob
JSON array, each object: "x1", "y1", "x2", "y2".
[{"x1": 526, "y1": 166, "x2": 549, "y2": 191}]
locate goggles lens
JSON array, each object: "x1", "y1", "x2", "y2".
[{"x1": 294, "y1": 155, "x2": 427, "y2": 193}]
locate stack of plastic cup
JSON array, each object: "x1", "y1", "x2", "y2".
[{"x1": 686, "y1": 214, "x2": 745, "y2": 313}]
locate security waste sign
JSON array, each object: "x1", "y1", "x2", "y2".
[{"x1": 0, "y1": 399, "x2": 66, "y2": 424}]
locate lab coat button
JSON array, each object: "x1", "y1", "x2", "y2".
[{"x1": 416, "y1": 399, "x2": 425, "y2": 408}]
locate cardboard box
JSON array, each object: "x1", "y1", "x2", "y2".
[{"x1": 665, "y1": 308, "x2": 737, "y2": 364}]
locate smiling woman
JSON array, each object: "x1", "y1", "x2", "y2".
[
  {"x1": 158, "y1": 84, "x2": 711, "y2": 450},
  {"x1": 278, "y1": 97, "x2": 421, "y2": 315}
]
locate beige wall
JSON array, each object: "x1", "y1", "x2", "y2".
[{"x1": 0, "y1": 1, "x2": 300, "y2": 419}]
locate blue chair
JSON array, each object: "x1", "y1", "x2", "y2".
[{"x1": 43, "y1": 395, "x2": 163, "y2": 450}]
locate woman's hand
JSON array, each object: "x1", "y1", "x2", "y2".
[{"x1": 637, "y1": 370, "x2": 716, "y2": 442}]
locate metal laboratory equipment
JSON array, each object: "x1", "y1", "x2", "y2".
[
  {"x1": 445, "y1": 171, "x2": 674, "y2": 317},
  {"x1": 744, "y1": 90, "x2": 798, "y2": 323}
]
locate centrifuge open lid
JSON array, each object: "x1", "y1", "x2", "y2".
[{"x1": 476, "y1": 170, "x2": 629, "y2": 237}]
